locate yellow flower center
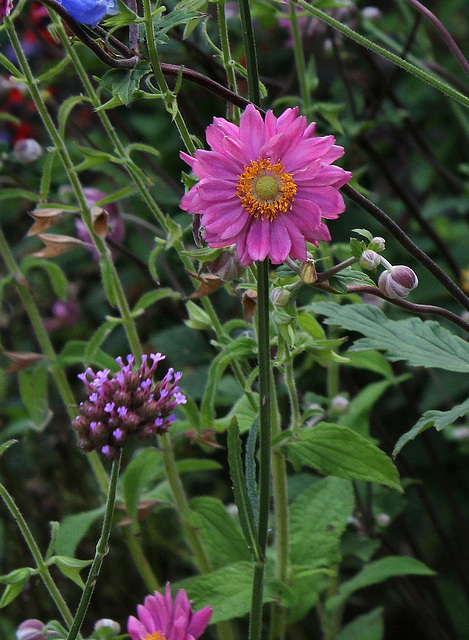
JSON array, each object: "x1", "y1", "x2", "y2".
[
  {"x1": 236, "y1": 158, "x2": 297, "y2": 221},
  {"x1": 143, "y1": 633, "x2": 167, "y2": 640}
]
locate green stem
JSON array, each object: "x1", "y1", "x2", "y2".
[
  {"x1": 0, "y1": 481, "x2": 75, "y2": 629},
  {"x1": 159, "y1": 433, "x2": 234, "y2": 640},
  {"x1": 67, "y1": 452, "x2": 122, "y2": 640},
  {"x1": 238, "y1": 0, "x2": 261, "y2": 106},
  {"x1": 288, "y1": 0, "x2": 311, "y2": 113},
  {"x1": 217, "y1": 0, "x2": 241, "y2": 122},
  {"x1": 294, "y1": 0, "x2": 469, "y2": 108},
  {"x1": 0, "y1": 229, "x2": 110, "y2": 494},
  {"x1": 5, "y1": 15, "x2": 142, "y2": 362},
  {"x1": 142, "y1": 0, "x2": 196, "y2": 154},
  {"x1": 122, "y1": 526, "x2": 161, "y2": 592},
  {"x1": 269, "y1": 380, "x2": 289, "y2": 640},
  {"x1": 249, "y1": 260, "x2": 272, "y2": 640}
]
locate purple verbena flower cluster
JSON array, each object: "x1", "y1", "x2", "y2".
[{"x1": 73, "y1": 354, "x2": 186, "y2": 458}]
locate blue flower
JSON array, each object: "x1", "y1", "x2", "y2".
[{"x1": 56, "y1": 0, "x2": 118, "y2": 27}]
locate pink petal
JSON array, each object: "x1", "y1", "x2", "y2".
[
  {"x1": 246, "y1": 218, "x2": 271, "y2": 262},
  {"x1": 187, "y1": 607, "x2": 213, "y2": 639},
  {"x1": 239, "y1": 105, "x2": 265, "y2": 158},
  {"x1": 127, "y1": 616, "x2": 148, "y2": 640},
  {"x1": 268, "y1": 217, "x2": 291, "y2": 263}
]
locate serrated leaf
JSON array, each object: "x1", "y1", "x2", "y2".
[
  {"x1": 393, "y1": 396, "x2": 469, "y2": 456},
  {"x1": 176, "y1": 561, "x2": 293, "y2": 623},
  {"x1": 311, "y1": 302, "x2": 469, "y2": 372},
  {"x1": 285, "y1": 423, "x2": 401, "y2": 491},
  {"x1": 326, "y1": 556, "x2": 435, "y2": 613},
  {"x1": 290, "y1": 477, "x2": 354, "y2": 568},
  {"x1": 58, "y1": 341, "x2": 118, "y2": 370},
  {"x1": 99, "y1": 63, "x2": 151, "y2": 106},
  {"x1": 187, "y1": 497, "x2": 250, "y2": 569}
]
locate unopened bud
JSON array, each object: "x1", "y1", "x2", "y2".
[
  {"x1": 359, "y1": 249, "x2": 380, "y2": 270},
  {"x1": 378, "y1": 265, "x2": 418, "y2": 299},
  {"x1": 300, "y1": 260, "x2": 317, "y2": 284},
  {"x1": 370, "y1": 236, "x2": 385, "y2": 252},
  {"x1": 361, "y1": 6, "x2": 382, "y2": 20},
  {"x1": 375, "y1": 513, "x2": 391, "y2": 528},
  {"x1": 207, "y1": 250, "x2": 244, "y2": 281},
  {"x1": 13, "y1": 139, "x2": 43, "y2": 164},
  {"x1": 329, "y1": 395, "x2": 349, "y2": 417},
  {"x1": 270, "y1": 286, "x2": 291, "y2": 307},
  {"x1": 16, "y1": 620, "x2": 46, "y2": 640},
  {"x1": 94, "y1": 619, "x2": 121, "y2": 636}
]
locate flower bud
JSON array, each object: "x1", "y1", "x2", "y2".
[
  {"x1": 300, "y1": 260, "x2": 317, "y2": 284},
  {"x1": 375, "y1": 513, "x2": 391, "y2": 528},
  {"x1": 370, "y1": 236, "x2": 385, "y2": 252},
  {"x1": 13, "y1": 139, "x2": 43, "y2": 164},
  {"x1": 361, "y1": 6, "x2": 382, "y2": 20},
  {"x1": 329, "y1": 395, "x2": 349, "y2": 417},
  {"x1": 359, "y1": 249, "x2": 380, "y2": 270},
  {"x1": 207, "y1": 250, "x2": 244, "y2": 281},
  {"x1": 16, "y1": 620, "x2": 46, "y2": 640},
  {"x1": 0, "y1": 0, "x2": 12, "y2": 19},
  {"x1": 94, "y1": 619, "x2": 121, "y2": 636},
  {"x1": 378, "y1": 266, "x2": 418, "y2": 299},
  {"x1": 270, "y1": 286, "x2": 291, "y2": 307}
]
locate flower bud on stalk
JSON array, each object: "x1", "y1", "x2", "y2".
[
  {"x1": 359, "y1": 249, "x2": 380, "y2": 270},
  {"x1": 270, "y1": 286, "x2": 292, "y2": 307},
  {"x1": 378, "y1": 265, "x2": 418, "y2": 299},
  {"x1": 300, "y1": 260, "x2": 318, "y2": 284}
]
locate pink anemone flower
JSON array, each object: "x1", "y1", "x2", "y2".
[
  {"x1": 128, "y1": 585, "x2": 212, "y2": 640},
  {"x1": 180, "y1": 104, "x2": 351, "y2": 265}
]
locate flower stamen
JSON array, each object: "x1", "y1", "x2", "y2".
[
  {"x1": 236, "y1": 158, "x2": 297, "y2": 221},
  {"x1": 143, "y1": 633, "x2": 167, "y2": 640}
]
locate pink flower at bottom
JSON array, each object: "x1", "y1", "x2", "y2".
[
  {"x1": 128, "y1": 584, "x2": 212, "y2": 640},
  {"x1": 180, "y1": 104, "x2": 351, "y2": 265}
]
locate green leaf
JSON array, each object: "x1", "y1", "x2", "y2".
[
  {"x1": 0, "y1": 440, "x2": 17, "y2": 459},
  {"x1": 99, "y1": 63, "x2": 151, "y2": 106},
  {"x1": 21, "y1": 257, "x2": 69, "y2": 301},
  {"x1": 103, "y1": 0, "x2": 138, "y2": 27},
  {"x1": 216, "y1": 393, "x2": 259, "y2": 434},
  {"x1": 337, "y1": 375, "x2": 408, "y2": 437},
  {"x1": 393, "y1": 396, "x2": 469, "y2": 456},
  {"x1": 187, "y1": 497, "x2": 250, "y2": 569},
  {"x1": 342, "y1": 350, "x2": 394, "y2": 379},
  {"x1": 0, "y1": 568, "x2": 34, "y2": 608},
  {"x1": 50, "y1": 556, "x2": 93, "y2": 588},
  {"x1": 54, "y1": 507, "x2": 105, "y2": 557},
  {"x1": 123, "y1": 448, "x2": 163, "y2": 532},
  {"x1": 0, "y1": 188, "x2": 39, "y2": 202},
  {"x1": 336, "y1": 607, "x2": 384, "y2": 640},
  {"x1": 18, "y1": 367, "x2": 52, "y2": 431},
  {"x1": 201, "y1": 337, "x2": 257, "y2": 425},
  {"x1": 311, "y1": 302, "x2": 469, "y2": 372},
  {"x1": 326, "y1": 556, "x2": 435, "y2": 613},
  {"x1": 176, "y1": 561, "x2": 293, "y2": 623},
  {"x1": 132, "y1": 288, "x2": 180, "y2": 314},
  {"x1": 327, "y1": 268, "x2": 376, "y2": 293},
  {"x1": 176, "y1": 459, "x2": 222, "y2": 474},
  {"x1": 285, "y1": 423, "x2": 401, "y2": 491},
  {"x1": 290, "y1": 477, "x2": 354, "y2": 568},
  {"x1": 184, "y1": 300, "x2": 212, "y2": 330},
  {"x1": 58, "y1": 340, "x2": 118, "y2": 370},
  {"x1": 227, "y1": 417, "x2": 260, "y2": 560}
]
